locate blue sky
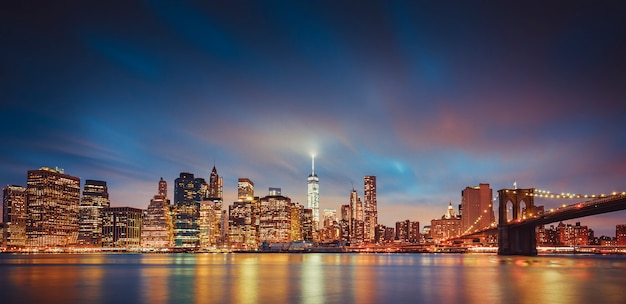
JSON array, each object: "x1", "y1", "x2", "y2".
[{"x1": 1, "y1": 1, "x2": 626, "y2": 236}]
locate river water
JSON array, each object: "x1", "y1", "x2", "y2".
[{"x1": 0, "y1": 253, "x2": 624, "y2": 303}]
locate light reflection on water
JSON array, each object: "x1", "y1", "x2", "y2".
[{"x1": 1, "y1": 253, "x2": 626, "y2": 303}]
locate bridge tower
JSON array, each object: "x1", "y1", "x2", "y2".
[{"x1": 498, "y1": 188, "x2": 537, "y2": 255}]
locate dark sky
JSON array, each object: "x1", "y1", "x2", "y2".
[{"x1": 2, "y1": 1, "x2": 626, "y2": 235}]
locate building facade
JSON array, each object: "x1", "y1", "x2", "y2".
[
  {"x1": 102, "y1": 207, "x2": 143, "y2": 248},
  {"x1": 173, "y1": 172, "x2": 199, "y2": 247},
  {"x1": 461, "y1": 184, "x2": 495, "y2": 234},
  {"x1": 77, "y1": 180, "x2": 110, "y2": 246},
  {"x1": 26, "y1": 167, "x2": 81, "y2": 247},
  {"x1": 363, "y1": 176, "x2": 377, "y2": 243},
  {"x1": 259, "y1": 192, "x2": 292, "y2": 243},
  {"x1": 2, "y1": 185, "x2": 27, "y2": 248},
  {"x1": 617, "y1": 224, "x2": 626, "y2": 246},
  {"x1": 141, "y1": 178, "x2": 173, "y2": 248},
  {"x1": 307, "y1": 156, "x2": 319, "y2": 229}
]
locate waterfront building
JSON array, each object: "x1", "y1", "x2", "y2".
[
  {"x1": 350, "y1": 189, "x2": 364, "y2": 243},
  {"x1": 141, "y1": 178, "x2": 173, "y2": 248},
  {"x1": 2, "y1": 185, "x2": 27, "y2": 248},
  {"x1": 26, "y1": 167, "x2": 81, "y2": 247},
  {"x1": 374, "y1": 224, "x2": 386, "y2": 244},
  {"x1": 395, "y1": 220, "x2": 420, "y2": 243},
  {"x1": 196, "y1": 166, "x2": 224, "y2": 249},
  {"x1": 77, "y1": 180, "x2": 110, "y2": 246},
  {"x1": 461, "y1": 183, "x2": 495, "y2": 233},
  {"x1": 384, "y1": 227, "x2": 395, "y2": 242},
  {"x1": 173, "y1": 172, "x2": 199, "y2": 247},
  {"x1": 307, "y1": 156, "x2": 319, "y2": 229},
  {"x1": 536, "y1": 224, "x2": 558, "y2": 246},
  {"x1": 259, "y1": 191, "x2": 292, "y2": 243},
  {"x1": 363, "y1": 175, "x2": 377, "y2": 243},
  {"x1": 323, "y1": 209, "x2": 337, "y2": 229},
  {"x1": 290, "y1": 203, "x2": 303, "y2": 241},
  {"x1": 102, "y1": 207, "x2": 143, "y2": 248},
  {"x1": 430, "y1": 202, "x2": 461, "y2": 241},
  {"x1": 321, "y1": 221, "x2": 342, "y2": 242},
  {"x1": 617, "y1": 224, "x2": 626, "y2": 246},
  {"x1": 237, "y1": 178, "x2": 254, "y2": 201},
  {"x1": 208, "y1": 165, "x2": 223, "y2": 199},
  {"x1": 339, "y1": 204, "x2": 350, "y2": 242},
  {"x1": 199, "y1": 198, "x2": 223, "y2": 249},
  {"x1": 228, "y1": 200, "x2": 258, "y2": 249},
  {"x1": 557, "y1": 222, "x2": 588, "y2": 246},
  {"x1": 301, "y1": 207, "x2": 314, "y2": 241}
]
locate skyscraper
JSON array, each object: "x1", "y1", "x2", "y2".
[
  {"x1": 102, "y1": 207, "x2": 143, "y2": 248},
  {"x1": 237, "y1": 178, "x2": 254, "y2": 201},
  {"x1": 2, "y1": 185, "x2": 27, "y2": 248},
  {"x1": 200, "y1": 166, "x2": 223, "y2": 248},
  {"x1": 307, "y1": 156, "x2": 319, "y2": 229},
  {"x1": 26, "y1": 167, "x2": 81, "y2": 247},
  {"x1": 77, "y1": 180, "x2": 110, "y2": 246},
  {"x1": 363, "y1": 176, "x2": 377, "y2": 243},
  {"x1": 259, "y1": 190, "x2": 292, "y2": 243},
  {"x1": 141, "y1": 178, "x2": 173, "y2": 248},
  {"x1": 322, "y1": 209, "x2": 337, "y2": 228},
  {"x1": 174, "y1": 172, "x2": 199, "y2": 247},
  {"x1": 350, "y1": 188, "x2": 364, "y2": 243},
  {"x1": 209, "y1": 165, "x2": 223, "y2": 199},
  {"x1": 461, "y1": 183, "x2": 495, "y2": 234}
]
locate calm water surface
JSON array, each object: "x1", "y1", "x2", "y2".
[{"x1": 1, "y1": 253, "x2": 625, "y2": 303}]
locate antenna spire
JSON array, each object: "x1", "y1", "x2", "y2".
[{"x1": 311, "y1": 154, "x2": 315, "y2": 175}]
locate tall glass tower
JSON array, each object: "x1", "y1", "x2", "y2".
[{"x1": 307, "y1": 155, "x2": 319, "y2": 229}]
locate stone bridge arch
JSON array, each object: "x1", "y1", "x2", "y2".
[{"x1": 498, "y1": 188, "x2": 537, "y2": 255}]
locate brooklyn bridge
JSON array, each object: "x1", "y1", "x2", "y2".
[{"x1": 453, "y1": 188, "x2": 626, "y2": 255}]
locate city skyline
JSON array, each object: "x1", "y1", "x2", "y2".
[{"x1": 2, "y1": 2, "x2": 626, "y2": 236}]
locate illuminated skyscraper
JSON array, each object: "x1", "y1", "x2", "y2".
[
  {"x1": 102, "y1": 207, "x2": 143, "y2": 248},
  {"x1": 307, "y1": 156, "x2": 319, "y2": 229},
  {"x1": 461, "y1": 183, "x2": 495, "y2": 233},
  {"x1": 174, "y1": 172, "x2": 199, "y2": 247},
  {"x1": 228, "y1": 200, "x2": 258, "y2": 249},
  {"x1": 237, "y1": 178, "x2": 254, "y2": 201},
  {"x1": 259, "y1": 190, "x2": 292, "y2": 243},
  {"x1": 200, "y1": 166, "x2": 223, "y2": 248},
  {"x1": 340, "y1": 204, "x2": 350, "y2": 242},
  {"x1": 363, "y1": 176, "x2": 377, "y2": 242},
  {"x1": 323, "y1": 209, "x2": 337, "y2": 228},
  {"x1": 141, "y1": 178, "x2": 173, "y2": 248},
  {"x1": 26, "y1": 167, "x2": 81, "y2": 247},
  {"x1": 350, "y1": 188, "x2": 364, "y2": 243},
  {"x1": 2, "y1": 185, "x2": 27, "y2": 248},
  {"x1": 77, "y1": 180, "x2": 110, "y2": 246},
  {"x1": 209, "y1": 165, "x2": 223, "y2": 199}
]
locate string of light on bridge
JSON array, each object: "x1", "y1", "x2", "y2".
[
  {"x1": 529, "y1": 189, "x2": 626, "y2": 199},
  {"x1": 492, "y1": 189, "x2": 626, "y2": 201}
]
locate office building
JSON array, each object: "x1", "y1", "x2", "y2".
[
  {"x1": 228, "y1": 200, "x2": 258, "y2": 249},
  {"x1": 141, "y1": 178, "x2": 173, "y2": 248},
  {"x1": 350, "y1": 188, "x2": 364, "y2": 243},
  {"x1": 102, "y1": 207, "x2": 143, "y2": 248},
  {"x1": 2, "y1": 185, "x2": 27, "y2": 248},
  {"x1": 461, "y1": 183, "x2": 495, "y2": 233},
  {"x1": 363, "y1": 175, "x2": 377, "y2": 242},
  {"x1": 237, "y1": 178, "x2": 254, "y2": 201},
  {"x1": 323, "y1": 209, "x2": 337, "y2": 229},
  {"x1": 307, "y1": 156, "x2": 319, "y2": 229},
  {"x1": 173, "y1": 172, "x2": 199, "y2": 247},
  {"x1": 259, "y1": 191, "x2": 292, "y2": 243},
  {"x1": 617, "y1": 224, "x2": 626, "y2": 246},
  {"x1": 77, "y1": 180, "x2": 110, "y2": 246},
  {"x1": 26, "y1": 167, "x2": 81, "y2": 247},
  {"x1": 430, "y1": 202, "x2": 461, "y2": 241}
]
